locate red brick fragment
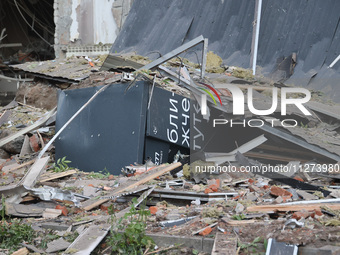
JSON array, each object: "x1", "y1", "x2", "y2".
[
  {"x1": 294, "y1": 176, "x2": 304, "y2": 182},
  {"x1": 204, "y1": 188, "x2": 213, "y2": 194},
  {"x1": 199, "y1": 226, "x2": 212, "y2": 236},
  {"x1": 216, "y1": 179, "x2": 221, "y2": 187},
  {"x1": 314, "y1": 208, "x2": 323, "y2": 216},
  {"x1": 55, "y1": 205, "x2": 68, "y2": 216},
  {"x1": 100, "y1": 203, "x2": 110, "y2": 211},
  {"x1": 209, "y1": 184, "x2": 218, "y2": 192},
  {"x1": 310, "y1": 208, "x2": 323, "y2": 218},
  {"x1": 270, "y1": 186, "x2": 292, "y2": 198},
  {"x1": 149, "y1": 206, "x2": 158, "y2": 215},
  {"x1": 29, "y1": 134, "x2": 40, "y2": 152},
  {"x1": 292, "y1": 209, "x2": 310, "y2": 220}
]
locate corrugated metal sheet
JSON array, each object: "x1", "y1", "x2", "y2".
[{"x1": 108, "y1": 0, "x2": 340, "y2": 102}]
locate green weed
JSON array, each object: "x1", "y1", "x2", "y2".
[
  {"x1": 238, "y1": 236, "x2": 263, "y2": 254},
  {"x1": 88, "y1": 168, "x2": 110, "y2": 179},
  {"x1": 0, "y1": 219, "x2": 36, "y2": 252},
  {"x1": 107, "y1": 198, "x2": 155, "y2": 254},
  {"x1": 232, "y1": 214, "x2": 246, "y2": 220},
  {"x1": 51, "y1": 156, "x2": 71, "y2": 173}
]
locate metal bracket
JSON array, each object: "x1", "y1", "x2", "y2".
[{"x1": 139, "y1": 35, "x2": 208, "y2": 79}]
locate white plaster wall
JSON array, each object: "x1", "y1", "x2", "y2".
[
  {"x1": 69, "y1": 0, "x2": 81, "y2": 42},
  {"x1": 93, "y1": 0, "x2": 118, "y2": 44},
  {"x1": 55, "y1": 0, "x2": 128, "y2": 58}
]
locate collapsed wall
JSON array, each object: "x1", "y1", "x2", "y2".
[{"x1": 111, "y1": 0, "x2": 340, "y2": 102}]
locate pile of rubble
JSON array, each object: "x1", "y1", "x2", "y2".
[{"x1": 0, "y1": 38, "x2": 340, "y2": 255}]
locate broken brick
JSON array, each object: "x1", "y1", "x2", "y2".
[
  {"x1": 108, "y1": 174, "x2": 114, "y2": 180},
  {"x1": 207, "y1": 179, "x2": 221, "y2": 188},
  {"x1": 216, "y1": 179, "x2": 220, "y2": 187},
  {"x1": 199, "y1": 226, "x2": 212, "y2": 236},
  {"x1": 294, "y1": 176, "x2": 304, "y2": 182},
  {"x1": 292, "y1": 209, "x2": 310, "y2": 220},
  {"x1": 100, "y1": 202, "x2": 111, "y2": 212},
  {"x1": 29, "y1": 134, "x2": 40, "y2": 152},
  {"x1": 209, "y1": 184, "x2": 218, "y2": 192},
  {"x1": 55, "y1": 205, "x2": 68, "y2": 216},
  {"x1": 311, "y1": 208, "x2": 323, "y2": 218},
  {"x1": 270, "y1": 186, "x2": 292, "y2": 198},
  {"x1": 314, "y1": 208, "x2": 323, "y2": 216},
  {"x1": 204, "y1": 188, "x2": 213, "y2": 194},
  {"x1": 149, "y1": 206, "x2": 158, "y2": 215}
]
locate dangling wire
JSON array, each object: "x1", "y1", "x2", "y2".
[{"x1": 13, "y1": 0, "x2": 53, "y2": 47}]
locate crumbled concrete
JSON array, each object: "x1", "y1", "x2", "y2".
[{"x1": 46, "y1": 237, "x2": 71, "y2": 253}]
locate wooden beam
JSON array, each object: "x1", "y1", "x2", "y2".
[
  {"x1": 39, "y1": 169, "x2": 77, "y2": 182},
  {"x1": 6, "y1": 159, "x2": 35, "y2": 173},
  {"x1": 222, "y1": 219, "x2": 258, "y2": 226},
  {"x1": 82, "y1": 162, "x2": 181, "y2": 211}
]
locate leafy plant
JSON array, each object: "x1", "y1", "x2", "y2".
[
  {"x1": 88, "y1": 168, "x2": 110, "y2": 179},
  {"x1": 238, "y1": 236, "x2": 263, "y2": 254},
  {"x1": 232, "y1": 214, "x2": 246, "y2": 220},
  {"x1": 300, "y1": 122, "x2": 308, "y2": 129},
  {"x1": 1, "y1": 195, "x2": 5, "y2": 221},
  {"x1": 263, "y1": 238, "x2": 268, "y2": 250},
  {"x1": 107, "y1": 198, "x2": 155, "y2": 254},
  {"x1": 0, "y1": 219, "x2": 36, "y2": 252},
  {"x1": 51, "y1": 156, "x2": 71, "y2": 173},
  {"x1": 192, "y1": 249, "x2": 199, "y2": 255}
]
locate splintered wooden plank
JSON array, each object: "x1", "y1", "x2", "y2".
[
  {"x1": 222, "y1": 219, "x2": 258, "y2": 226},
  {"x1": 82, "y1": 162, "x2": 181, "y2": 211},
  {"x1": 6, "y1": 159, "x2": 35, "y2": 173},
  {"x1": 39, "y1": 169, "x2": 77, "y2": 182},
  {"x1": 211, "y1": 232, "x2": 237, "y2": 255}
]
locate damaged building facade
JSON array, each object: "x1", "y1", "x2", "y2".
[
  {"x1": 0, "y1": 0, "x2": 134, "y2": 103},
  {"x1": 0, "y1": 0, "x2": 340, "y2": 254},
  {"x1": 0, "y1": 0, "x2": 133, "y2": 60}
]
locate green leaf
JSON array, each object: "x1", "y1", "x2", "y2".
[{"x1": 253, "y1": 236, "x2": 262, "y2": 244}]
